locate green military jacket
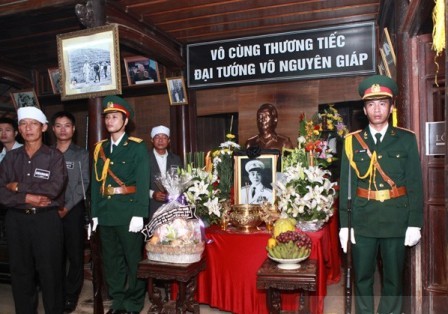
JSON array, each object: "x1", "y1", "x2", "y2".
[
  {"x1": 339, "y1": 125, "x2": 423, "y2": 238},
  {"x1": 91, "y1": 134, "x2": 150, "y2": 226}
]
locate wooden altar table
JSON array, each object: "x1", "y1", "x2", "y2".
[
  {"x1": 197, "y1": 221, "x2": 341, "y2": 314},
  {"x1": 257, "y1": 258, "x2": 318, "y2": 314},
  {"x1": 138, "y1": 258, "x2": 206, "y2": 313}
]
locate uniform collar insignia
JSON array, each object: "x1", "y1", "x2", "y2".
[
  {"x1": 390, "y1": 129, "x2": 396, "y2": 136},
  {"x1": 124, "y1": 140, "x2": 128, "y2": 146},
  {"x1": 363, "y1": 131, "x2": 368, "y2": 139}
]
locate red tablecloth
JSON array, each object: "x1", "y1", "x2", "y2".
[{"x1": 197, "y1": 221, "x2": 341, "y2": 314}]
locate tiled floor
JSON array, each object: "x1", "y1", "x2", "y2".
[{"x1": 0, "y1": 274, "x2": 347, "y2": 314}]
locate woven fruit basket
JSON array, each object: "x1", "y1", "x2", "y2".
[
  {"x1": 145, "y1": 217, "x2": 204, "y2": 264},
  {"x1": 146, "y1": 241, "x2": 205, "y2": 264}
]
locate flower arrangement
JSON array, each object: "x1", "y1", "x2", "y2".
[
  {"x1": 277, "y1": 106, "x2": 346, "y2": 229},
  {"x1": 274, "y1": 163, "x2": 336, "y2": 223},
  {"x1": 211, "y1": 133, "x2": 240, "y2": 201},
  {"x1": 182, "y1": 165, "x2": 224, "y2": 225},
  {"x1": 282, "y1": 105, "x2": 348, "y2": 170},
  {"x1": 320, "y1": 104, "x2": 349, "y2": 137}
]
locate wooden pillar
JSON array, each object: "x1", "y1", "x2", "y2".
[{"x1": 76, "y1": 1, "x2": 107, "y2": 314}]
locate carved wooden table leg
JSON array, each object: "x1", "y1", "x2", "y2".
[
  {"x1": 267, "y1": 287, "x2": 282, "y2": 314},
  {"x1": 176, "y1": 281, "x2": 187, "y2": 313},
  {"x1": 185, "y1": 277, "x2": 200, "y2": 314},
  {"x1": 137, "y1": 258, "x2": 206, "y2": 314},
  {"x1": 298, "y1": 291, "x2": 309, "y2": 314},
  {"x1": 147, "y1": 277, "x2": 164, "y2": 313}
]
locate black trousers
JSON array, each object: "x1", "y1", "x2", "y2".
[
  {"x1": 5, "y1": 209, "x2": 64, "y2": 314},
  {"x1": 62, "y1": 201, "x2": 86, "y2": 303}
]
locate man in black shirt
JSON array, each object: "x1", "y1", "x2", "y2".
[{"x1": 0, "y1": 107, "x2": 68, "y2": 314}]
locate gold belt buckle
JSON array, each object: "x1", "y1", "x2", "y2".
[
  {"x1": 376, "y1": 190, "x2": 390, "y2": 202},
  {"x1": 107, "y1": 186, "x2": 115, "y2": 195}
]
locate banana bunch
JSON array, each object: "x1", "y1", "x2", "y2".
[{"x1": 267, "y1": 240, "x2": 310, "y2": 259}]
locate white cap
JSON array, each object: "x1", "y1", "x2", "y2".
[
  {"x1": 151, "y1": 125, "x2": 170, "y2": 138},
  {"x1": 245, "y1": 160, "x2": 264, "y2": 173},
  {"x1": 17, "y1": 107, "x2": 48, "y2": 124}
]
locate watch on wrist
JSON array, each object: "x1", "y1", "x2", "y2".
[{"x1": 15, "y1": 184, "x2": 18, "y2": 192}]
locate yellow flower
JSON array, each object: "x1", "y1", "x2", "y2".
[{"x1": 226, "y1": 133, "x2": 235, "y2": 139}]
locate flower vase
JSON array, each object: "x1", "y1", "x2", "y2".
[{"x1": 296, "y1": 219, "x2": 325, "y2": 232}]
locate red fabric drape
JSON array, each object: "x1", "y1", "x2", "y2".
[{"x1": 195, "y1": 223, "x2": 341, "y2": 314}]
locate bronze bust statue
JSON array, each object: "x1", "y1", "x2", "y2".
[{"x1": 245, "y1": 103, "x2": 294, "y2": 151}]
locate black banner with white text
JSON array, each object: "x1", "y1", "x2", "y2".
[{"x1": 187, "y1": 22, "x2": 376, "y2": 88}]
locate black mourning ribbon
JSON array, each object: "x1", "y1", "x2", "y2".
[{"x1": 246, "y1": 146, "x2": 262, "y2": 159}]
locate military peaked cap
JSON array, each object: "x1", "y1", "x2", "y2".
[
  {"x1": 358, "y1": 75, "x2": 398, "y2": 100},
  {"x1": 102, "y1": 95, "x2": 134, "y2": 119},
  {"x1": 245, "y1": 160, "x2": 265, "y2": 173}
]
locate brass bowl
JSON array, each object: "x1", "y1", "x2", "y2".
[{"x1": 229, "y1": 204, "x2": 263, "y2": 233}]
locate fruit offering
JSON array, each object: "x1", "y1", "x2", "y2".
[
  {"x1": 266, "y1": 230, "x2": 312, "y2": 260},
  {"x1": 272, "y1": 218, "x2": 296, "y2": 238}
]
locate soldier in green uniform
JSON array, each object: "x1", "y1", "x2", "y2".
[
  {"x1": 339, "y1": 75, "x2": 423, "y2": 314},
  {"x1": 91, "y1": 95, "x2": 150, "y2": 314}
]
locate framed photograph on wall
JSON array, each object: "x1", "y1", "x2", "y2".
[
  {"x1": 10, "y1": 88, "x2": 41, "y2": 110},
  {"x1": 166, "y1": 77, "x2": 188, "y2": 105},
  {"x1": 379, "y1": 28, "x2": 396, "y2": 79},
  {"x1": 379, "y1": 48, "x2": 393, "y2": 78},
  {"x1": 48, "y1": 67, "x2": 62, "y2": 94},
  {"x1": 124, "y1": 56, "x2": 160, "y2": 86},
  {"x1": 234, "y1": 154, "x2": 278, "y2": 205},
  {"x1": 56, "y1": 24, "x2": 121, "y2": 101}
]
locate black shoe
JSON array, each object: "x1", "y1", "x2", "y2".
[{"x1": 63, "y1": 300, "x2": 77, "y2": 313}]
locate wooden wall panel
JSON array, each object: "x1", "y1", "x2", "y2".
[
  {"x1": 128, "y1": 94, "x2": 170, "y2": 150},
  {"x1": 195, "y1": 77, "x2": 360, "y2": 149}
]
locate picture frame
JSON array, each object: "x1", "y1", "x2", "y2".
[
  {"x1": 379, "y1": 48, "x2": 393, "y2": 78},
  {"x1": 48, "y1": 67, "x2": 62, "y2": 94},
  {"x1": 379, "y1": 28, "x2": 396, "y2": 79},
  {"x1": 234, "y1": 154, "x2": 278, "y2": 205},
  {"x1": 124, "y1": 56, "x2": 160, "y2": 86},
  {"x1": 166, "y1": 77, "x2": 188, "y2": 105},
  {"x1": 382, "y1": 28, "x2": 396, "y2": 65},
  {"x1": 10, "y1": 88, "x2": 41, "y2": 111},
  {"x1": 56, "y1": 24, "x2": 121, "y2": 101}
]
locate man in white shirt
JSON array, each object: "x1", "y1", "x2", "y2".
[
  {"x1": 0, "y1": 117, "x2": 23, "y2": 163},
  {"x1": 148, "y1": 125, "x2": 182, "y2": 219}
]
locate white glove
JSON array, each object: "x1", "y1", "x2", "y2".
[
  {"x1": 129, "y1": 216, "x2": 144, "y2": 233},
  {"x1": 339, "y1": 227, "x2": 356, "y2": 253},
  {"x1": 92, "y1": 217, "x2": 99, "y2": 231},
  {"x1": 87, "y1": 217, "x2": 99, "y2": 240},
  {"x1": 404, "y1": 227, "x2": 421, "y2": 246}
]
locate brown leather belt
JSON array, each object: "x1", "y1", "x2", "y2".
[
  {"x1": 356, "y1": 186, "x2": 407, "y2": 202},
  {"x1": 101, "y1": 185, "x2": 136, "y2": 196}
]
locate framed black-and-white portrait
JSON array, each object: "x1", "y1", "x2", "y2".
[
  {"x1": 124, "y1": 56, "x2": 160, "y2": 86},
  {"x1": 234, "y1": 154, "x2": 278, "y2": 205},
  {"x1": 10, "y1": 89, "x2": 41, "y2": 111},
  {"x1": 166, "y1": 77, "x2": 188, "y2": 105},
  {"x1": 57, "y1": 24, "x2": 121, "y2": 100},
  {"x1": 48, "y1": 67, "x2": 62, "y2": 94}
]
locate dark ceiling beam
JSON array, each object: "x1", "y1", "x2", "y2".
[
  {"x1": 0, "y1": 61, "x2": 33, "y2": 88},
  {"x1": 105, "y1": 3, "x2": 184, "y2": 68}
]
